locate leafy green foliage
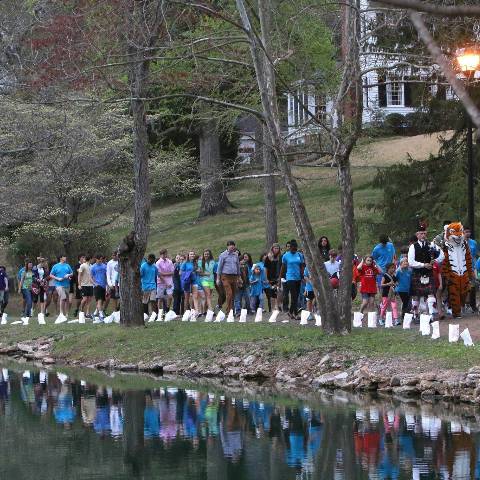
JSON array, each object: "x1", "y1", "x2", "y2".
[
  {"x1": 0, "y1": 99, "x2": 133, "y2": 260},
  {"x1": 370, "y1": 129, "x2": 478, "y2": 241}
]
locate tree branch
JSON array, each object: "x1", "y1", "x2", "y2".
[
  {"x1": 376, "y1": 0, "x2": 480, "y2": 17},
  {"x1": 409, "y1": 12, "x2": 480, "y2": 131},
  {"x1": 125, "y1": 93, "x2": 264, "y2": 118}
]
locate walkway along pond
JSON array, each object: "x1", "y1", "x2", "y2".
[{"x1": 1, "y1": 361, "x2": 480, "y2": 479}]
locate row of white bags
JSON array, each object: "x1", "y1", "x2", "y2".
[
  {"x1": 147, "y1": 308, "x2": 322, "y2": 326},
  {"x1": 353, "y1": 311, "x2": 474, "y2": 346}
]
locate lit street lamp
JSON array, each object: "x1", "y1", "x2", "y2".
[{"x1": 456, "y1": 48, "x2": 480, "y2": 239}]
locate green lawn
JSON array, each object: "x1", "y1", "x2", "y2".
[
  {"x1": 107, "y1": 165, "x2": 382, "y2": 260},
  {"x1": 2, "y1": 322, "x2": 480, "y2": 371}
]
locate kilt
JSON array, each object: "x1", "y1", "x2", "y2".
[{"x1": 411, "y1": 271, "x2": 435, "y2": 297}]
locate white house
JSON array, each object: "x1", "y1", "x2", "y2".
[{"x1": 285, "y1": 0, "x2": 454, "y2": 144}]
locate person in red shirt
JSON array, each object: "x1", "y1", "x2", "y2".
[{"x1": 357, "y1": 255, "x2": 381, "y2": 314}]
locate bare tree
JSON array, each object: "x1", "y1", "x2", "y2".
[
  {"x1": 235, "y1": 0, "x2": 342, "y2": 332},
  {"x1": 118, "y1": 0, "x2": 167, "y2": 327}
]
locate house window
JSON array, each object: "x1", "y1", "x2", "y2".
[
  {"x1": 315, "y1": 95, "x2": 327, "y2": 121},
  {"x1": 386, "y1": 79, "x2": 403, "y2": 106}
]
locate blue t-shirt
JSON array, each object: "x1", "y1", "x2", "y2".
[
  {"x1": 17, "y1": 266, "x2": 25, "y2": 282},
  {"x1": 395, "y1": 267, "x2": 412, "y2": 293},
  {"x1": 90, "y1": 263, "x2": 107, "y2": 288},
  {"x1": 372, "y1": 242, "x2": 396, "y2": 271},
  {"x1": 304, "y1": 266, "x2": 314, "y2": 293},
  {"x1": 282, "y1": 251, "x2": 304, "y2": 281},
  {"x1": 476, "y1": 257, "x2": 480, "y2": 275},
  {"x1": 50, "y1": 263, "x2": 73, "y2": 288},
  {"x1": 140, "y1": 262, "x2": 157, "y2": 291},
  {"x1": 468, "y1": 238, "x2": 478, "y2": 258}
]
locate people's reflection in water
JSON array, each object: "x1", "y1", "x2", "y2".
[
  {"x1": 0, "y1": 368, "x2": 9, "y2": 416},
  {"x1": 8, "y1": 367, "x2": 480, "y2": 478}
]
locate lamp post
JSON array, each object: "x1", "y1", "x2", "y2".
[{"x1": 457, "y1": 49, "x2": 480, "y2": 239}]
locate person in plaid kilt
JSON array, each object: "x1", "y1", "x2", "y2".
[{"x1": 407, "y1": 221, "x2": 444, "y2": 321}]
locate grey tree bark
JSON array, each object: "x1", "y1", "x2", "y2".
[
  {"x1": 118, "y1": 1, "x2": 164, "y2": 327},
  {"x1": 235, "y1": 0, "x2": 341, "y2": 332},
  {"x1": 198, "y1": 119, "x2": 231, "y2": 217},
  {"x1": 334, "y1": 0, "x2": 363, "y2": 332},
  {"x1": 256, "y1": 123, "x2": 278, "y2": 248}
]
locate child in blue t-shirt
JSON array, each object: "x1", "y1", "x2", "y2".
[
  {"x1": 249, "y1": 265, "x2": 267, "y2": 311},
  {"x1": 303, "y1": 266, "x2": 315, "y2": 313},
  {"x1": 395, "y1": 257, "x2": 412, "y2": 319}
]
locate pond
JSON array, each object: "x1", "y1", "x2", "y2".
[{"x1": 0, "y1": 363, "x2": 479, "y2": 479}]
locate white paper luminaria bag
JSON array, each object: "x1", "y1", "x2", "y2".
[
  {"x1": 300, "y1": 310, "x2": 310, "y2": 325},
  {"x1": 353, "y1": 312, "x2": 363, "y2": 328},
  {"x1": 239, "y1": 309, "x2": 248, "y2": 323},
  {"x1": 419, "y1": 314, "x2": 431, "y2": 336},
  {"x1": 254, "y1": 308, "x2": 263, "y2": 323},
  {"x1": 268, "y1": 310, "x2": 279, "y2": 323},
  {"x1": 403, "y1": 313, "x2": 413, "y2": 329},
  {"x1": 431, "y1": 321, "x2": 440, "y2": 339},
  {"x1": 164, "y1": 310, "x2": 177, "y2": 322},
  {"x1": 449, "y1": 324, "x2": 460, "y2": 343},
  {"x1": 460, "y1": 327, "x2": 474, "y2": 347},
  {"x1": 367, "y1": 312, "x2": 377, "y2": 328}
]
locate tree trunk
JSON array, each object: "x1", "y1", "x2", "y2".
[
  {"x1": 236, "y1": 0, "x2": 341, "y2": 332},
  {"x1": 338, "y1": 160, "x2": 355, "y2": 332},
  {"x1": 119, "y1": 3, "x2": 155, "y2": 327},
  {"x1": 335, "y1": 0, "x2": 362, "y2": 332},
  {"x1": 256, "y1": 123, "x2": 278, "y2": 249},
  {"x1": 198, "y1": 119, "x2": 231, "y2": 217}
]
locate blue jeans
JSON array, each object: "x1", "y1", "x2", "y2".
[
  {"x1": 22, "y1": 289, "x2": 32, "y2": 317},
  {"x1": 235, "y1": 288, "x2": 251, "y2": 314},
  {"x1": 250, "y1": 295, "x2": 264, "y2": 311}
]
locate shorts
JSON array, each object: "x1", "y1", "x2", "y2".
[
  {"x1": 94, "y1": 286, "x2": 106, "y2": 301},
  {"x1": 48, "y1": 285, "x2": 56, "y2": 294},
  {"x1": 32, "y1": 290, "x2": 46, "y2": 303},
  {"x1": 81, "y1": 286, "x2": 94, "y2": 297},
  {"x1": 361, "y1": 293, "x2": 376, "y2": 300},
  {"x1": 0, "y1": 290, "x2": 4, "y2": 303},
  {"x1": 142, "y1": 290, "x2": 156, "y2": 304},
  {"x1": 56, "y1": 286, "x2": 69, "y2": 301},
  {"x1": 200, "y1": 279, "x2": 214, "y2": 290},
  {"x1": 306, "y1": 291, "x2": 315, "y2": 301},
  {"x1": 108, "y1": 286, "x2": 120, "y2": 300},
  {"x1": 69, "y1": 282, "x2": 75, "y2": 294},
  {"x1": 157, "y1": 284, "x2": 174, "y2": 298},
  {"x1": 75, "y1": 286, "x2": 82, "y2": 300}
]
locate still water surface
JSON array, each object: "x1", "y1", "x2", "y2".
[{"x1": 0, "y1": 364, "x2": 479, "y2": 479}]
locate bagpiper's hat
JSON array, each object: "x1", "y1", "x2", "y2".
[{"x1": 416, "y1": 219, "x2": 428, "y2": 233}]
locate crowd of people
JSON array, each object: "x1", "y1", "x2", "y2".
[{"x1": 3, "y1": 221, "x2": 479, "y2": 324}]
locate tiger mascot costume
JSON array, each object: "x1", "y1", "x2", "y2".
[{"x1": 442, "y1": 222, "x2": 474, "y2": 318}]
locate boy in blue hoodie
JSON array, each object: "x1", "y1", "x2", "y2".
[{"x1": 249, "y1": 264, "x2": 267, "y2": 311}]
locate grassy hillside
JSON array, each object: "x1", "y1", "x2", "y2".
[{"x1": 108, "y1": 132, "x2": 447, "y2": 260}]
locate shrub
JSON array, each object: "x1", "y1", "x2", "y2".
[{"x1": 384, "y1": 113, "x2": 406, "y2": 135}]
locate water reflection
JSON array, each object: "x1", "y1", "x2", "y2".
[{"x1": 1, "y1": 367, "x2": 480, "y2": 479}]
